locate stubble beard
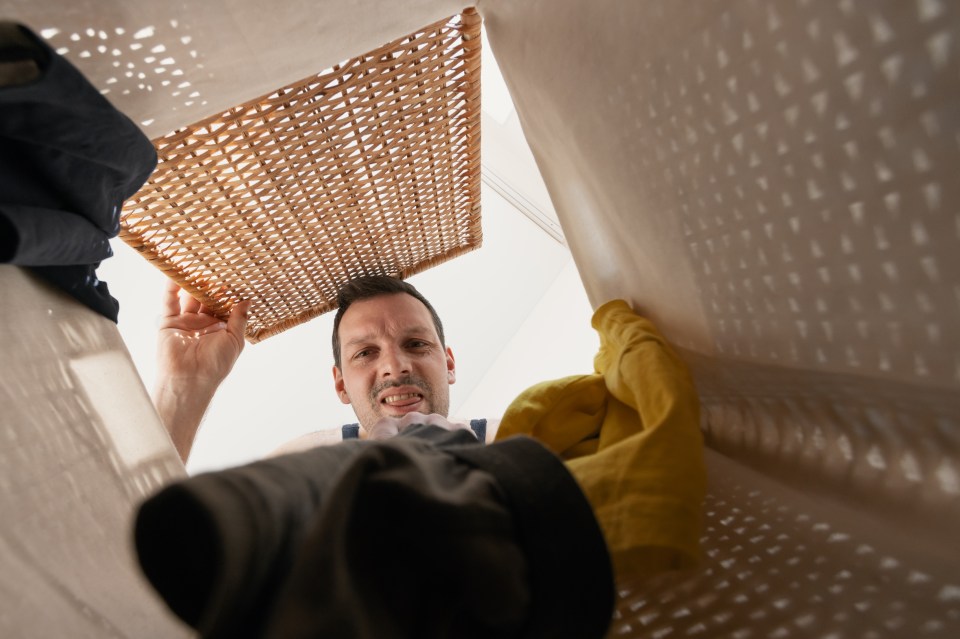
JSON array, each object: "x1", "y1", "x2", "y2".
[{"x1": 362, "y1": 374, "x2": 449, "y2": 427}]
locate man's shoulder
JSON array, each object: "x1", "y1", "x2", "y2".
[
  {"x1": 268, "y1": 429, "x2": 344, "y2": 457},
  {"x1": 268, "y1": 417, "x2": 502, "y2": 457}
]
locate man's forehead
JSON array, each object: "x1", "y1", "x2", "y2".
[{"x1": 339, "y1": 293, "x2": 436, "y2": 336}]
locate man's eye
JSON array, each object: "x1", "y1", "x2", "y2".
[
  {"x1": 354, "y1": 349, "x2": 372, "y2": 360},
  {"x1": 408, "y1": 340, "x2": 428, "y2": 348}
]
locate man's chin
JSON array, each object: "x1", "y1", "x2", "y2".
[{"x1": 381, "y1": 400, "x2": 431, "y2": 419}]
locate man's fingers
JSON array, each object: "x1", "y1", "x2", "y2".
[
  {"x1": 226, "y1": 299, "x2": 252, "y2": 342},
  {"x1": 163, "y1": 279, "x2": 203, "y2": 315},
  {"x1": 161, "y1": 280, "x2": 249, "y2": 340},
  {"x1": 367, "y1": 417, "x2": 402, "y2": 440},
  {"x1": 397, "y1": 412, "x2": 469, "y2": 432},
  {"x1": 181, "y1": 294, "x2": 202, "y2": 315},
  {"x1": 161, "y1": 280, "x2": 182, "y2": 318},
  {"x1": 158, "y1": 314, "x2": 224, "y2": 332}
]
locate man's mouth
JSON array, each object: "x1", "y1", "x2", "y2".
[
  {"x1": 373, "y1": 378, "x2": 432, "y2": 414},
  {"x1": 381, "y1": 392, "x2": 423, "y2": 406}
]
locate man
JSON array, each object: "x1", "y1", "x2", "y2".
[
  {"x1": 155, "y1": 275, "x2": 491, "y2": 462},
  {"x1": 145, "y1": 274, "x2": 620, "y2": 639},
  {"x1": 153, "y1": 273, "x2": 707, "y2": 585}
]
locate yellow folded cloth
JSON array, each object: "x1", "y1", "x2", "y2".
[{"x1": 496, "y1": 299, "x2": 707, "y2": 580}]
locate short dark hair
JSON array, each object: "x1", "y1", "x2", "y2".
[{"x1": 331, "y1": 275, "x2": 445, "y2": 368}]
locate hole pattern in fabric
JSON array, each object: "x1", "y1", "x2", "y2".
[{"x1": 612, "y1": 454, "x2": 960, "y2": 638}]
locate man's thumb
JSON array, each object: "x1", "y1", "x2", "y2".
[{"x1": 227, "y1": 300, "x2": 252, "y2": 340}]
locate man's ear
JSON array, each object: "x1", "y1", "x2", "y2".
[
  {"x1": 445, "y1": 346, "x2": 456, "y2": 385},
  {"x1": 332, "y1": 366, "x2": 351, "y2": 405}
]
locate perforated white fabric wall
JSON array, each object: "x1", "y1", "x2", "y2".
[
  {"x1": 479, "y1": 0, "x2": 960, "y2": 636},
  {"x1": 2, "y1": 2, "x2": 468, "y2": 636},
  {"x1": 6, "y1": 0, "x2": 464, "y2": 139},
  {"x1": 612, "y1": 452, "x2": 960, "y2": 638},
  {"x1": 0, "y1": 268, "x2": 189, "y2": 638}
]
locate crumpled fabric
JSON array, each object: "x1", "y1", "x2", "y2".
[
  {"x1": 0, "y1": 24, "x2": 157, "y2": 321},
  {"x1": 496, "y1": 299, "x2": 707, "y2": 580},
  {"x1": 135, "y1": 424, "x2": 614, "y2": 639}
]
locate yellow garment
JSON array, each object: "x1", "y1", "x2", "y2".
[{"x1": 496, "y1": 299, "x2": 706, "y2": 580}]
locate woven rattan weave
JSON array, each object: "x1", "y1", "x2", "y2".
[{"x1": 120, "y1": 10, "x2": 481, "y2": 343}]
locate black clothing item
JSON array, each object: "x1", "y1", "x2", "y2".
[
  {"x1": 0, "y1": 24, "x2": 157, "y2": 321},
  {"x1": 135, "y1": 425, "x2": 614, "y2": 639},
  {"x1": 341, "y1": 418, "x2": 487, "y2": 442}
]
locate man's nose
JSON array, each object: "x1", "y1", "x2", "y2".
[{"x1": 379, "y1": 347, "x2": 411, "y2": 377}]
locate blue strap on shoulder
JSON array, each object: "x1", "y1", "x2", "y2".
[
  {"x1": 342, "y1": 419, "x2": 487, "y2": 442},
  {"x1": 469, "y1": 418, "x2": 487, "y2": 443}
]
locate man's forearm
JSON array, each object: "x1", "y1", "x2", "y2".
[{"x1": 153, "y1": 379, "x2": 219, "y2": 463}]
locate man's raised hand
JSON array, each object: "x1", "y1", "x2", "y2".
[{"x1": 154, "y1": 280, "x2": 251, "y2": 462}]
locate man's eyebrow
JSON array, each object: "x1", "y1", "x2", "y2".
[
  {"x1": 343, "y1": 326, "x2": 435, "y2": 347},
  {"x1": 345, "y1": 334, "x2": 375, "y2": 348},
  {"x1": 402, "y1": 326, "x2": 435, "y2": 338}
]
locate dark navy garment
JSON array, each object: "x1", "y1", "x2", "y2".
[
  {"x1": 342, "y1": 418, "x2": 487, "y2": 442},
  {"x1": 0, "y1": 24, "x2": 157, "y2": 321}
]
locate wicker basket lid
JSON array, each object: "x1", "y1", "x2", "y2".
[{"x1": 121, "y1": 9, "x2": 481, "y2": 343}]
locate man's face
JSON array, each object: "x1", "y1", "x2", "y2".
[{"x1": 333, "y1": 293, "x2": 456, "y2": 430}]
